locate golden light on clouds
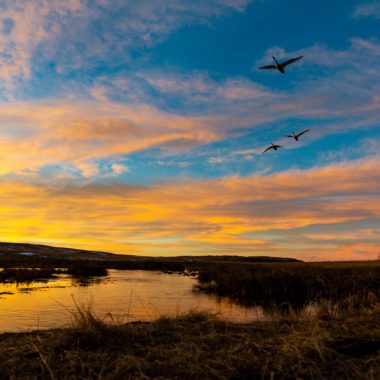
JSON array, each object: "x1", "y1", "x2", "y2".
[
  {"x1": 0, "y1": 158, "x2": 379, "y2": 260},
  {"x1": 0, "y1": 100, "x2": 223, "y2": 177},
  {"x1": 1, "y1": 0, "x2": 380, "y2": 262}
]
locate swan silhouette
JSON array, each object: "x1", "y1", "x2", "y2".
[
  {"x1": 263, "y1": 143, "x2": 283, "y2": 154},
  {"x1": 258, "y1": 55, "x2": 303, "y2": 74},
  {"x1": 284, "y1": 129, "x2": 310, "y2": 141}
]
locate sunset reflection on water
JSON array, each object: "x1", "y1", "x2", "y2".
[{"x1": 0, "y1": 270, "x2": 264, "y2": 332}]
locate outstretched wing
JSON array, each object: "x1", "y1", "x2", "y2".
[
  {"x1": 262, "y1": 146, "x2": 273, "y2": 153},
  {"x1": 295, "y1": 129, "x2": 310, "y2": 138},
  {"x1": 282, "y1": 55, "x2": 303, "y2": 67},
  {"x1": 283, "y1": 135, "x2": 293, "y2": 138},
  {"x1": 258, "y1": 65, "x2": 277, "y2": 70}
]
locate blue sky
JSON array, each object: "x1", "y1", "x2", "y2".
[{"x1": 0, "y1": 0, "x2": 379, "y2": 260}]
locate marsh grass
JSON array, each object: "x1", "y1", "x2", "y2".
[
  {"x1": 66, "y1": 263, "x2": 108, "y2": 277},
  {"x1": 0, "y1": 252, "x2": 186, "y2": 273},
  {"x1": 0, "y1": 301, "x2": 380, "y2": 379},
  {"x1": 0, "y1": 266, "x2": 107, "y2": 285},
  {"x1": 195, "y1": 261, "x2": 380, "y2": 311},
  {"x1": 0, "y1": 268, "x2": 59, "y2": 284}
]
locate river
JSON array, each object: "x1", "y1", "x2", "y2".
[{"x1": 0, "y1": 269, "x2": 265, "y2": 332}]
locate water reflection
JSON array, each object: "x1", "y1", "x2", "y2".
[
  {"x1": 0, "y1": 270, "x2": 265, "y2": 332},
  {"x1": 71, "y1": 276, "x2": 109, "y2": 287}
]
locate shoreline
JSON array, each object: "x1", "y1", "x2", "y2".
[{"x1": 1, "y1": 307, "x2": 379, "y2": 379}]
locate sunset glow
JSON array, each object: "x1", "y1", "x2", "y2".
[{"x1": 0, "y1": 0, "x2": 379, "y2": 260}]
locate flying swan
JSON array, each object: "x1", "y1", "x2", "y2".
[{"x1": 258, "y1": 55, "x2": 303, "y2": 74}]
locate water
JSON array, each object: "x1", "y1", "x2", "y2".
[{"x1": 0, "y1": 270, "x2": 265, "y2": 333}]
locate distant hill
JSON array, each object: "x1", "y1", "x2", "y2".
[
  {"x1": 0, "y1": 242, "x2": 301, "y2": 264},
  {"x1": 178, "y1": 255, "x2": 301, "y2": 263},
  {"x1": 0, "y1": 242, "x2": 120, "y2": 261}
]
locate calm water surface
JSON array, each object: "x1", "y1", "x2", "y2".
[{"x1": 0, "y1": 270, "x2": 265, "y2": 332}]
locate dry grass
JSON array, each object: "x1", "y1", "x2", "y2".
[{"x1": 0, "y1": 303, "x2": 379, "y2": 379}]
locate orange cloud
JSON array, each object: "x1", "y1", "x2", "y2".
[
  {"x1": 0, "y1": 100, "x2": 222, "y2": 176},
  {"x1": 0, "y1": 158, "x2": 379, "y2": 260}
]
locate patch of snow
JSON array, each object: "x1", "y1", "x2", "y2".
[
  {"x1": 88, "y1": 251, "x2": 108, "y2": 256},
  {"x1": 18, "y1": 252, "x2": 38, "y2": 256}
]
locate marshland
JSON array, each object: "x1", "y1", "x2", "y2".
[{"x1": 1, "y1": 244, "x2": 380, "y2": 379}]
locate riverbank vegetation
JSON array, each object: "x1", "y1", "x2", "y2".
[
  {"x1": 0, "y1": 268, "x2": 59, "y2": 283},
  {"x1": 0, "y1": 303, "x2": 379, "y2": 379},
  {"x1": 0, "y1": 265, "x2": 109, "y2": 284},
  {"x1": 195, "y1": 261, "x2": 380, "y2": 310}
]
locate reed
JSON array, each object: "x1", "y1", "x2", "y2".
[
  {"x1": 195, "y1": 261, "x2": 380, "y2": 310},
  {"x1": 0, "y1": 268, "x2": 58, "y2": 283},
  {"x1": 66, "y1": 263, "x2": 108, "y2": 277}
]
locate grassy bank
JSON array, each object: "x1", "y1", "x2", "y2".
[{"x1": 0, "y1": 305, "x2": 380, "y2": 379}]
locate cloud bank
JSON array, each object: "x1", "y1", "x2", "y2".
[{"x1": 1, "y1": 158, "x2": 379, "y2": 260}]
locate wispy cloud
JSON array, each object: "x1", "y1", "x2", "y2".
[
  {"x1": 129, "y1": 37, "x2": 380, "y2": 159},
  {"x1": 111, "y1": 163, "x2": 128, "y2": 175},
  {"x1": 0, "y1": 0, "x2": 253, "y2": 88},
  {"x1": 0, "y1": 0, "x2": 83, "y2": 87},
  {"x1": 2, "y1": 35, "x2": 380, "y2": 179},
  {"x1": 141, "y1": 71, "x2": 276, "y2": 103},
  {"x1": 208, "y1": 157, "x2": 228, "y2": 164},
  {"x1": 0, "y1": 99, "x2": 225, "y2": 177},
  {"x1": 0, "y1": 35, "x2": 379, "y2": 181},
  {"x1": 353, "y1": 1, "x2": 380, "y2": 19},
  {"x1": 135, "y1": 36, "x2": 380, "y2": 123}
]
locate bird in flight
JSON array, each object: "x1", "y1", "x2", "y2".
[
  {"x1": 258, "y1": 55, "x2": 303, "y2": 74},
  {"x1": 284, "y1": 129, "x2": 310, "y2": 141},
  {"x1": 262, "y1": 143, "x2": 283, "y2": 154}
]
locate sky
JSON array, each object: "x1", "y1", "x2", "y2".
[{"x1": 0, "y1": 0, "x2": 379, "y2": 261}]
